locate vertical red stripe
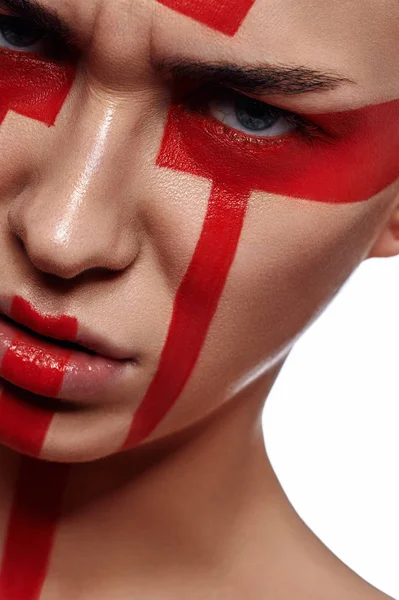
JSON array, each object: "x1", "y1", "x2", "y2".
[
  {"x1": 0, "y1": 302, "x2": 77, "y2": 598},
  {"x1": 0, "y1": 458, "x2": 70, "y2": 600},
  {"x1": 0, "y1": 387, "x2": 54, "y2": 458},
  {"x1": 0, "y1": 105, "x2": 8, "y2": 126},
  {"x1": 122, "y1": 183, "x2": 250, "y2": 448}
]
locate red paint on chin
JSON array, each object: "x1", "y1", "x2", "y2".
[
  {"x1": 157, "y1": 0, "x2": 255, "y2": 36},
  {"x1": 0, "y1": 48, "x2": 75, "y2": 126}
]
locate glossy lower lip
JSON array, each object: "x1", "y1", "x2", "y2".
[{"x1": 0, "y1": 315, "x2": 132, "y2": 403}]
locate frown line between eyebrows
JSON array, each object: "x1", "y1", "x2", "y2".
[
  {"x1": 0, "y1": 0, "x2": 356, "y2": 98},
  {"x1": 155, "y1": 58, "x2": 356, "y2": 97}
]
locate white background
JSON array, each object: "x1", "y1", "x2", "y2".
[{"x1": 262, "y1": 254, "x2": 399, "y2": 599}]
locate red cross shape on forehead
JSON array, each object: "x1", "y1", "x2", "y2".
[
  {"x1": 157, "y1": 0, "x2": 255, "y2": 36},
  {"x1": 0, "y1": 50, "x2": 75, "y2": 127}
]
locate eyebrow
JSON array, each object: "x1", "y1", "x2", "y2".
[
  {"x1": 0, "y1": 0, "x2": 356, "y2": 96},
  {"x1": 0, "y1": 0, "x2": 77, "y2": 47},
  {"x1": 156, "y1": 58, "x2": 356, "y2": 96}
]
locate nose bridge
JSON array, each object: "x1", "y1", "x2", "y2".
[
  {"x1": 8, "y1": 93, "x2": 141, "y2": 279},
  {"x1": 52, "y1": 100, "x2": 116, "y2": 246}
]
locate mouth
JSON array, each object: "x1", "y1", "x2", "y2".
[
  {"x1": 0, "y1": 309, "x2": 133, "y2": 403},
  {"x1": 1, "y1": 312, "x2": 98, "y2": 356}
]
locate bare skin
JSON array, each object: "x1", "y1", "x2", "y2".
[{"x1": 0, "y1": 0, "x2": 398, "y2": 598}]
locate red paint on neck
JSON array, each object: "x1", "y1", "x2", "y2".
[
  {"x1": 156, "y1": 0, "x2": 255, "y2": 36},
  {"x1": 0, "y1": 48, "x2": 75, "y2": 127},
  {"x1": 0, "y1": 458, "x2": 70, "y2": 600}
]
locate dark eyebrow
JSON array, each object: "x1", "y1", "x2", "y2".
[
  {"x1": 156, "y1": 58, "x2": 356, "y2": 96},
  {"x1": 0, "y1": 0, "x2": 77, "y2": 47}
]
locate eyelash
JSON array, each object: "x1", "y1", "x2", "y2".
[
  {"x1": 0, "y1": 14, "x2": 69, "y2": 60},
  {"x1": 181, "y1": 84, "x2": 325, "y2": 146}
]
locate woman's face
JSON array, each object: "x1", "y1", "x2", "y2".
[{"x1": 0, "y1": 0, "x2": 398, "y2": 462}]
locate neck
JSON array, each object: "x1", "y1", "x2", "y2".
[{"x1": 0, "y1": 360, "x2": 354, "y2": 599}]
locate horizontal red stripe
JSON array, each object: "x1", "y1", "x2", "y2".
[
  {"x1": 157, "y1": 98, "x2": 399, "y2": 204},
  {"x1": 11, "y1": 296, "x2": 78, "y2": 340}
]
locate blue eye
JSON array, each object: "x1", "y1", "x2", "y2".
[
  {"x1": 0, "y1": 15, "x2": 46, "y2": 52},
  {"x1": 209, "y1": 90, "x2": 299, "y2": 137}
]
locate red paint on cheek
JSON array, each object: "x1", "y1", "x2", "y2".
[
  {"x1": 0, "y1": 48, "x2": 75, "y2": 127},
  {"x1": 157, "y1": 0, "x2": 255, "y2": 36},
  {"x1": 0, "y1": 458, "x2": 70, "y2": 600},
  {"x1": 122, "y1": 95, "x2": 399, "y2": 448},
  {"x1": 122, "y1": 184, "x2": 249, "y2": 447}
]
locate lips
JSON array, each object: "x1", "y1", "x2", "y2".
[{"x1": 0, "y1": 299, "x2": 133, "y2": 403}]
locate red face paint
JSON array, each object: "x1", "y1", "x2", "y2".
[
  {"x1": 0, "y1": 48, "x2": 75, "y2": 127},
  {"x1": 122, "y1": 95, "x2": 399, "y2": 448},
  {"x1": 0, "y1": 458, "x2": 70, "y2": 600},
  {"x1": 156, "y1": 0, "x2": 255, "y2": 36},
  {"x1": 122, "y1": 184, "x2": 249, "y2": 447},
  {"x1": 158, "y1": 98, "x2": 399, "y2": 203},
  {"x1": 0, "y1": 297, "x2": 78, "y2": 456},
  {"x1": 0, "y1": 300, "x2": 76, "y2": 599}
]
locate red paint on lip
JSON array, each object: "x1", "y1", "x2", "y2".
[
  {"x1": 0, "y1": 297, "x2": 77, "y2": 451},
  {"x1": 10, "y1": 296, "x2": 78, "y2": 340},
  {"x1": 1, "y1": 332, "x2": 71, "y2": 397},
  {"x1": 156, "y1": 0, "x2": 255, "y2": 36},
  {"x1": 122, "y1": 95, "x2": 399, "y2": 448},
  {"x1": 0, "y1": 48, "x2": 75, "y2": 127},
  {"x1": 0, "y1": 457, "x2": 70, "y2": 600}
]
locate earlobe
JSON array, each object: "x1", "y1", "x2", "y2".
[{"x1": 367, "y1": 203, "x2": 399, "y2": 258}]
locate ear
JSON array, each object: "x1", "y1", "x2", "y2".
[{"x1": 367, "y1": 202, "x2": 399, "y2": 258}]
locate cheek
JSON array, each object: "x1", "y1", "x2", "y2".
[
  {"x1": 120, "y1": 97, "x2": 399, "y2": 449},
  {"x1": 0, "y1": 49, "x2": 75, "y2": 127},
  {"x1": 199, "y1": 194, "x2": 386, "y2": 390},
  {"x1": 156, "y1": 0, "x2": 255, "y2": 36}
]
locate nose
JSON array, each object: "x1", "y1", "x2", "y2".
[{"x1": 7, "y1": 96, "x2": 142, "y2": 280}]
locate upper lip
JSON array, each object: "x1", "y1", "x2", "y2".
[{"x1": 0, "y1": 300, "x2": 132, "y2": 362}]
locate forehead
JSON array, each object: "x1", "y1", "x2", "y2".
[
  {"x1": 14, "y1": 0, "x2": 399, "y2": 108},
  {"x1": 152, "y1": 0, "x2": 399, "y2": 109}
]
